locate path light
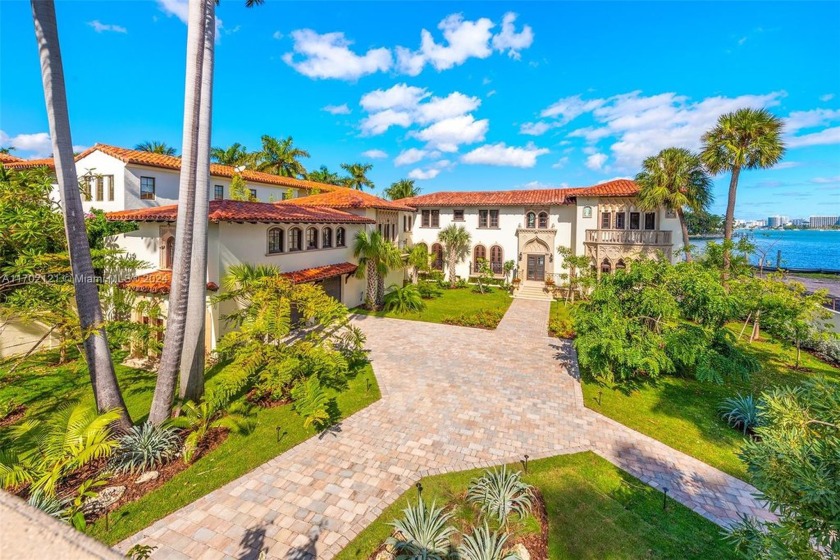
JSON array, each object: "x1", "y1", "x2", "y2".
[
  {"x1": 276, "y1": 426, "x2": 283, "y2": 443},
  {"x1": 663, "y1": 487, "x2": 669, "y2": 511},
  {"x1": 598, "y1": 390, "x2": 603, "y2": 406},
  {"x1": 523, "y1": 454, "x2": 530, "y2": 474},
  {"x1": 415, "y1": 482, "x2": 423, "y2": 498}
]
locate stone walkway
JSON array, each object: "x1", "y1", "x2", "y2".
[{"x1": 119, "y1": 300, "x2": 773, "y2": 559}]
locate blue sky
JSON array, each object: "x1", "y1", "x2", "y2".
[{"x1": 1, "y1": 0, "x2": 839, "y2": 220}]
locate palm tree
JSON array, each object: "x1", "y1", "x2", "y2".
[
  {"x1": 353, "y1": 230, "x2": 382, "y2": 309},
  {"x1": 384, "y1": 179, "x2": 420, "y2": 200},
  {"x1": 341, "y1": 162, "x2": 374, "y2": 191},
  {"x1": 307, "y1": 165, "x2": 343, "y2": 186},
  {"x1": 211, "y1": 142, "x2": 251, "y2": 167},
  {"x1": 375, "y1": 241, "x2": 403, "y2": 308},
  {"x1": 256, "y1": 135, "x2": 310, "y2": 177},
  {"x1": 437, "y1": 224, "x2": 471, "y2": 288},
  {"x1": 700, "y1": 108, "x2": 785, "y2": 276},
  {"x1": 135, "y1": 141, "x2": 177, "y2": 156},
  {"x1": 30, "y1": 0, "x2": 131, "y2": 431},
  {"x1": 636, "y1": 147, "x2": 712, "y2": 262}
]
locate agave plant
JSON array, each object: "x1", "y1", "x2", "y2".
[
  {"x1": 387, "y1": 499, "x2": 456, "y2": 560},
  {"x1": 718, "y1": 393, "x2": 762, "y2": 435},
  {"x1": 27, "y1": 489, "x2": 67, "y2": 519},
  {"x1": 170, "y1": 396, "x2": 252, "y2": 463},
  {"x1": 467, "y1": 467, "x2": 533, "y2": 527},
  {"x1": 457, "y1": 524, "x2": 519, "y2": 560},
  {"x1": 109, "y1": 422, "x2": 182, "y2": 474}
]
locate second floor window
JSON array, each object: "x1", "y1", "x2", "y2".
[
  {"x1": 336, "y1": 227, "x2": 346, "y2": 247},
  {"x1": 479, "y1": 209, "x2": 499, "y2": 228},
  {"x1": 249, "y1": 188, "x2": 257, "y2": 200},
  {"x1": 267, "y1": 228, "x2": 283, "y2": 254},
  {"x1": 289, "y1": 228, "x2": 302, "y2": 251},
  {"x1": 526, "y1": 212, "x2": 536, "y2": 228},
  {"x1": 453, "y1": 209, "x2": 465, "y2": 221},
  {"x1": 629, "y1": 212, "x2": 640, "y2": 230},
  {"x1": 214, "y1": 185, "x2": 224, "y2": 200},
  {"x1": 538, "y1": 212, "x2": 548, "y2": 228},
  {"x1": 644, "y1": 212, "x2": 656, "y2": 230},
  {"x1": 421, "y1": 209, "x2": 439, "y2": 228},
  {"x1": 601, "y1": 212, "x2": 611, "y2": 229},
  {"x1": 140, "y1": 177, "x2": 156, "y2": 200},
  {"x1": 615, "y1": 212, "x2": 626, "y2": 229},
  {"x1": 306, "y1": 227, "x2": 318, "y2": 249},
  {"x1": 323, "y1": 227, "x2": 333, "y2": 248}
]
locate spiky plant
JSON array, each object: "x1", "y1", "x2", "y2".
[
  {"x1": 457, "y1": 524, "x2": 519, "y2": 560},
  {"x1": 384, "y1": 284, "x2": 426, "y2": 314},
  {"x1": 467, "y1": 467, "x2": 533, "y2": 527},
  {"x1": 719, "y1": 394, "x2": 762, "y2": 435},
  {"x1": 387, "y1": 499, "x2": 456, "y2": 560},
  {"x1": 109, "y1": 422, "x2": 182, "y2": 474},
  {"x1": 170, "y1": 396, "x2": 252, "y2": 463},
  {"x1": 27, "y1": 489, "x2": 67, "y2": 519}
]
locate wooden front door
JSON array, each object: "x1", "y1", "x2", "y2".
[{"x1": 526, "y1": 254, "x2": 546, "y2": 281}]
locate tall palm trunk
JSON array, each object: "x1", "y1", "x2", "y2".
[
  {"x1": 722, "y1": 166, "x2": 741, "y2": 280},
  {"x1": 31, "y1": 0, "x2": 130, "y2": 431},
  {"x1": 179, "y1": 0, "x2": 215, "y2": 402},
  {"x1": 365, "y1": 261, "x2": 377, "y2": 309},
  {"x1": 149, "y1": 0, "x2": 206, "y2": 425},
  {"x1": 676, "y1": 207, "x2": 692, "y2": 262},
  {"x1": 448, "y1": 254, "x2": 457, "y2": 288},
  {"x1": 376, "y1": 269, "x2": 385, "y2": 308}
]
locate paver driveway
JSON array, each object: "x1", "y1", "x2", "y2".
[{"x1": 119, "y1": 300, "x2": 773, "y2": 559}]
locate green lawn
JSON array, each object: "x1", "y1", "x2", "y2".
[
  {"x1": 548, "y1": 300, "x2": 575, "y2": 338},
  {"x1": 336, "y1": 452, "x2": 734, "y2": 560},
  {"x1": 354, "y1": 285, "x2": 512, "y2": 328},
  {"x1": 0, "y1": 350, "x2": 381, "y2": 545},
  {"x1": 582, "y1": 328, "x2": 840, "y2": 480}
]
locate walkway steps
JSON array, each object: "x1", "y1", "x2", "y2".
[{"x1": 512, "y1": 284, "x2": 554, "y2": 302}]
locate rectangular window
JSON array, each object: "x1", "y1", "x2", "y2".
[
  {"x1": 107, "y1": 175, "x2": 115, "y2": 201},
  {"x1": 644, "y1": 212, "x2": 656, "y2": 230},
  {"x1": 615, "y1": 212, "x2": 626, "y2": 229},
  {"x1": 422, "y1": 209, "x2": 439, "y2": 227},
  {"x1": 249, "y1": 188, "x2": 257, "y2": 200},
  {"x1": 421, "y1": 210, "x2": 430, "y2": 227},
  {"x1": 214, "y1": 185, "x2": 224, "y2": 200},
  {"x1": 431, "y1": 210, "x2": 439, "y2": 227},
  {"x1": 601, "y1": 212, "x2": 611, "y2": 229},
  {"x1": 629, "y1": 212, "x2": 640, "y2": 230},
  {"x1": 453, "y1": 209, "x2": 465, "y2": 221},
  {"x1": 95, "y1": 176, "x2": 104, "y2": 201},
  {"x1": 140, "y1": 177, "x2": 155, "y2": 200},
  {"x1": 479, "y1": 209, "x2": 499, "y2": 228}
]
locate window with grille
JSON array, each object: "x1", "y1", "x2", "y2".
[
  {"x1": 140, "y1": 177, "x2": 156, "y2": 200},
  {"x1": 267, "y1": 228, "x2": 283, "y2": 254}
]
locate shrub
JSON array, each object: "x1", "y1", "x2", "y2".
[
  {"x1": 718, "y1": 394, "x2": 761, "y2": 435},
  {"x1": 803, "y1": 333, "x2": 840, "y2": 367},
  {"x1": 291, "y1": 376, "x2": 334, "y2": 431},
  {"x1": 418, "y1": 282, "x2": 443, "y2": 299},
  {"x1": 467, "y1": 467, "x2": 533, "y2": 527},
  {"x1": 383, "y1": 284, "x2": 426, "y2": 314},
  {"x1": 170, "y1": 396, "x2": 252, "y2": 463},
  {"x1": 109, "y1": 422, "x2": 181, "y2": 474},
  {"x1": 387, "y1": 499, "x2": 456, "y2": 560},
  {"x1": 455, "y1": 278, "x2": 470, "y2": 289},
  {"x1": 442, "y1": 309, "x2": 505, "y2": 329},
  {"x1": 457, "y1": 523, "x2": 518, "y2": 560}
]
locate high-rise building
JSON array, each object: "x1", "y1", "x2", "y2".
[
  {"x1": 767, "y1": 215, "x2": 789, "y2": 228},
  {"x1": 809, "y1": 216, "x2": 840, "y2": 228}
]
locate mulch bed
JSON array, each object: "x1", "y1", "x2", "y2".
[
  {"x1": 245, "y1": 388, "x2": 291, "y2": 408},
  {"x1": 0, "y1": 404, "x2": 27, "y2": 428},
  {"x1": 512, "y1": 488, "x2": 549, "y2": 560}
]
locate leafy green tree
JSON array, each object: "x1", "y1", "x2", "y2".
[
  {"x1": 210, "y1": 142, "x2": 251, "y2": 167},
  {"x1": 556, "y1": 246, "x2": 594, "y2": 302},
  {"x1": 341, "y1": 162, "x2": 374, "y2": 191},
  {"x1": 307, "y1": 165, "x2": 344, "y2": 186},
  {"x1": 406, "y1": 243, "x2": 430, "y2": 284},
  {"x1": 700, "y1": 108, "x2": 785, "y2": 277},
  {"x1": 727, "y1": 379, "x2": 840, "y2": 559},
  {"x1": 684, "y1": 209, "x2": 724, "y2": 236},
  {"x1": 228, "y1": 173, "x2": 254, "y2": 201},
  {"x1": 437, "y1": 224, "x2": 471, "y2": 289},
  {"x1": 384, "y1": 178, "x2": 419, "y2": 200},
  {"x1": 134, "y1": 141, "x2": 177, "y2": 156},
  {"x1": 475, "y1": 258, "x2": 493, "y2": 294},
  {"x1": 255, "y1": 135, "x2": 310, "y2": 177},
  {"x1": 636, "y1": 147, "x2": 712, "y2": 261}
]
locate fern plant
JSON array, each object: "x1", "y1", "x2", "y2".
[
  {"x1": 457, "y1": 523, "x2": 519, "y2": 560},
  {"x1": 387, "y1": 499, "x2": 456, "y2": 560},
  {"x1": 384, "y1": 284, "x2": 426, "y2": 314},
  {"x1": 291, "y1": 377, "x2": 332, "y2": 430},
  {"x1": 109, "y1": 422, "x2": 181, "y2": 474},
  {"x1": 467, "y1": 467, "x2": 533, "y2": 527},
  {"x1": 170, "y1": 396, "x2": 252, "y2": 463},
  {"x1": 718, "y1": 393, "x2": 762, "y2": 435}
]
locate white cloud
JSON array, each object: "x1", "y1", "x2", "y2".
[
  {"x1": 322, "y1": 104, "x2": 351, "y2": 115},
  {"x1": 157, "y1": 0, "x2": 188, "y2": 23},
  {"x1": 811, "y1": 175, "x2": 840, "y2": 184},
  {"x1": 585, "y1": 152, "x2": 607, "y2": 170},
  {"x1": 540, "y1": 95, "x2": 606, "y2": 123},
  {"x1": 88, "y1": 20, "x2": 127, "y2": 33},
  {"x1": 360, "y1": 84, "x2": 428, "y2": 112},
  {"x1": 491, "y1": 13, "x2": 534, "y2": 59},
  {"x1": 408, "y1": 167, "x2": 441, "y2": 180},
  {"x1": 519, "y1": 121, "x2": 553, "y2": 136},
  {"x1": 362, "y1": 149, "x2": 388, "y2": 159},
  {"x1": 282, "y1": 29, "x2": 392, "y2": 80},
  {"x1": 0, "y1": 130, "x2": 85, "y2": 158},
  {"x1": 461, "y1": 142, "x2": 549, "y2": 168},
  {"x1": 785, "y1": 108, "x2": 840, "y2": 133},
  {"x1": 787, "y1": 126, "x2": 840, "y2": 148},
  {"x1": 394, "y1": 148, "x2": 430, "y2": 166},
  {"x1": 416, "y1": 92, "x2": 481, "y2": 124},
  {"x1": 820, "y1": 93, "x2": 835, "y2": 102},
  {"x1": 774, "y1": 161, "x2": 800, "y2": 169},
  {"x1": 272, "y1": 31, "x2": 283, "y2": 40},
  {"x1": 360, "y1": 109, "x2": 413, "y2": 136},
  {"x1": 413, "y1": 115, "x2": 489, "y2": 152},
  {"x1": 552, "y1": 157, "x2": 569, "y2": 169}
]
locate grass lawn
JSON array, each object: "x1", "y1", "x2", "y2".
[
  {"x1": 0, "y1": 350, "x2": 381, "y2": 545},
  {"x1": 581, "y1": 328, "x2": 840, "y2": 480},
  {"x1": 354, "y1": 285, "x2": 512, "y2": 328},
  {"x1": 336, "y1": 452, "x2": 734, "y2": 560},
  {"x1": 548, "y1": 300, "x2": 575, "y2": 338}
]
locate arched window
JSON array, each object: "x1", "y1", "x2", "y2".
[
  {"x1": 416, "y1": 242, "x2": 428, "y2": 253},
  {"x1": 322, "y1": 227, "x2": 333, "y2": 248},
  {"x1": 267, "y1": 227, "x2": 284, "y2": 254},
  {"x1": 431, "y1": 243, "x2": 444, "y2": 270},
  {"x1": 490, "y1": 245, "x2": 503, "y2": 274},
  {"x1": 615, "y1": 259, "x2": 626, "y2": 271},
  {"x1": 538, "y1": 212, "x2": 549, "y2": 228},
  {"x1": 526, "y1": 211, "x2": 536, "y2": 228},
  {"x1": 306, "y1": 227, "x2": 318, "y2": 250},
  {"x1": 289, "y1": 227, "x2": 303, "y2": 251},
  {"x1": 163, "y1": 237, "x2": 175, "y2": 269},
  {"x1": 473, "y1": 245, "x2": 486, "y2": 272},
  {"x1": 336, "y1": 227, "x2": 346, "y2": 247},
  {"x1": 601, "y1": 258, "x2": 612, "y2": 274}
]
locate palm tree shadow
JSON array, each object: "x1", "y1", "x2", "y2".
[
  {"x1": 549, "y1": 339, "x2": 581, "y2": 381},
  {"x1": 286, "y1": 524, "x2": 322, "y2": 560},
  {"x1": 238, "y1": 521, "x2": 267, "y2": 560}
]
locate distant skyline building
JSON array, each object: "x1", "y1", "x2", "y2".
[
  {"x1": 809, "y1": 216, "x2": 840, "y2": 228},
  {"x1": 767, "y1": 215, "x2": 789, "y2": 228}
]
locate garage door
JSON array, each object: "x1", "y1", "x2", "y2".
[{"x1": 320, "y1": 276, "x2": 342, "y2": 302}]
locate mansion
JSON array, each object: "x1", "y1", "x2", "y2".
[{"x1": 2, "y1": 143, "x2": 683, "y2": 350}]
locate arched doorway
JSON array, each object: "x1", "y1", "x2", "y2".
[{"x1": 431, "y1": 243, "x2": 444, "y2": 271}]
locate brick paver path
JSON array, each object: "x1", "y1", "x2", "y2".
[{"x1": 119, "y1": 300, "x2": 773, "y2": 559}]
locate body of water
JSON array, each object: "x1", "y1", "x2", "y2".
[{"x1": 692, "y1": 229, "x2": 840, "y2": 271}]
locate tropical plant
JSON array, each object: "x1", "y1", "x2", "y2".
[
  {"x1": 307, "y1": 165, "x2": 344, "y2": 186},
  {"x1": 109, "y1": 422, "x2": 182, "y2": 474},
  {"x1": 502, "y1": 260, "x2": 515, "y2": 286},
  {"x1": 437, "y1": 224, "x2": 471, "y2": 289},
  {"x1": 290, "y1": 376, "x2": 333, "y2": 430},
  {"x1": 474, "y1": 259, "x2": 494, "y2": 294},
  {"x1": 635, "y1": 147, "x2": 713, "y2": 262},
  {"x1": 385, "y1": 179, "x2": 420, "y2": 200},
  {"x1": 126, "y1": 544, "x2": 158, "y2": 560},
  {"x1": 467, "y1": 467, "x2": 533, "y2": 527},
  {"x1": 30, "y1": 0, "x2": 131, "y2": 429},
  {"x1": 726, "y1": 379, "x2": 840, "y2": 558},
  {"x1": 457, "y1": 524, "x2": 519, "y2": 560},
  {"x1": 134, "y1": 141, "x2": 177, "y2": 156},
  {"x1": 170, "y1": 396, "x2": 251, "y2": 463},
  {"x1": 718, "y1": 394, "x2": 761, "y2": 435},
  {"x1": 556, "y1": 247, "x2": 594, "y2": 303},
  {"x1": 700, "y1": 108, "x2": 785, "y2": 277},
  {"x1": 383, "y1": 284, "x2": 426, "y2": 313},
  {"x1": 353, "y1": 230, "x2": 402, "y2": 309},
  {"x1": 417, "y1": 282, "x2": 443, "y2": 299},
  {"x1": 406, "y1": 244, "x2": 430, "y2": 284},
  {"x1": 211, "y1": 142, "x2": 251, "y2": 167},
  {"x1": 229, "y1": 173, "x2": 254, "y2": 201},
  {"x1": 684, "y1": 208, "x2": 724, "y2": 236},
  {"x1": 387, "y1": 499, "x2": 456, "y2": 560},
  {"x1": 341, "y1": 162, "x2": 374, "y2": 191},
  {"x1": 256, "y1": 135, "x2": 310, "y2": 177},
  {"x1": 27, "y1": 489, "x2": 66, "y2": 518}
]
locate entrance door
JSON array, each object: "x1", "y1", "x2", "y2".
[{"x1": 526, "y1": 254, "x2": 546, "y2": 281}]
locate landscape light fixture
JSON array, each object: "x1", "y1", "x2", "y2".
[
  {"x1": 663, "y1": 487, "x2": 669, "y2": 510},
  {"x1": 276, "y1": 426, "x2": 283, "y2": 443},
  {"x1": 524, "y1": 454, "x2": 530, "y2": 473},
  {"x1": 415, "y1": 482, "x2": 423, "y2": 497}
]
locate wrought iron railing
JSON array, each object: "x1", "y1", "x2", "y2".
[{"x1": 585, "y1": 229, "x2": 672, "y2": 245}]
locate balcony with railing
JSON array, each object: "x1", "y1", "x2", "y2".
[{"x1": 585, "y1": 229, "x2": 672, "y2": 246}]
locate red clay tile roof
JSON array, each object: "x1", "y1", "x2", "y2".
[
  {"x1": 105, "y1": 199, "x2": 375, "y2": 224},
  {"x1": 118, "y1": 270, "x2": 218, "y2": 294},
  {"x1": 0, "y1": 153, "x2": 24, "y2": 164},
  {"x1": 277, "y1": 186, "x2": 414, "y2": 212},
  {"x1": 401, "y1": 180, "x2": 640, "y2": 207},
  {"x1": 280, "y1": 262, "x2": 358, "y2": 284},
  {"x1": 1, "y1": 157, "x2": 56, "y2": 169}
]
